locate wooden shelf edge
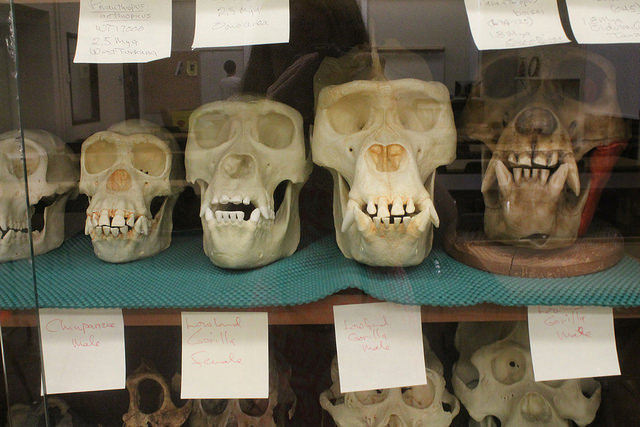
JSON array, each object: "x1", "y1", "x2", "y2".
[{"x1": 3, "y1": 299, "x2": 640, "y2": 327}]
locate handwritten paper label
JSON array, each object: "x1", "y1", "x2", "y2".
[
  {"x1": 464, "y1": 0, "x2": 569, "y2": 50},
  {"x1": 333, "y1": 302, "x2": 426, "y2": 393},
  {"x1": 192, "y1": 0, "x2": 289, "y2": 48},
  {"x1": 566, "y1": 0, "x2": 640, "y2": 43},
  {"x1": 528, "y1": 306, "x2": 621, "y2": 381},
  {"x1": 39, "y1": 309, "x2": 125, "y2": 394},
  {"x1": 181, "y1": 312, "x2": 268, "y2": 398},
  {"x1": 74, "y1": 0, "x2": 171, "y2": 63}
]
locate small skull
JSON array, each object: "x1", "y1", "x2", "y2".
[
  {"x1": 462, "y1": 46, "x2": 628, "y2": 248},
  {"x1": 185, "y1": 98, "x2": 311, "y2": 269},
  {"x1": 123, "y1": 361, "x2": 192, "y2": 426},
  {"x1": 452, "y1": 322, "x2": 601, "y2": 426},
  {"x1": 80, "y1": 120, "x2": 185, "y2": 263},
  {"x1": 312, "y1": 77, "x2": 456, "y2": 266},
  {"x1": 0, "y1": 129, "x2": 78, "y2": 262},
  {"x1": 320, "y1": 338, "x2": 460, "y2": 426},
  {"x1": 189, "y1": 353, "x2": 296, "y2": 426}
]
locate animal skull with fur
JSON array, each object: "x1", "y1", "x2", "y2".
[{"x1": 463, "y1": 46, "x2": 627, "y2": 248}]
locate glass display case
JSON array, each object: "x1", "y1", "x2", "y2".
[{"x1": 0, "y1": 0, "x2": 639, "y2": 425}]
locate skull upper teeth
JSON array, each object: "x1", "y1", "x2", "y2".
[
  {"x1": 201, "y1": 194, "x2": 275, "y2": 225},
  {"x1": 485, "y1": 150, "x2": 581, "y2": 196},
  {"x1": 85, "y1": 210, "x2": 151, "y2": 239},
  {"x1": 342, "y1": 197, "x2": 439, "y2": 233}
]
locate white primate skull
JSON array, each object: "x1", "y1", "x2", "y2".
[
  {"x1": 312, "y1": 78, "x2": 456, "y2": 266},
  {"x1": 189, "y1": 354, "x2": 296, "y2": 426},
  {"x1": 320, "y1": 338, "x2": 460, "y2": 426},
  {"x1": 185, "y1": 99, "x2": 311, "y2": 269},
  {"x1": 0, "y1": 130, "x2": 78, "y2": 262},
  {"x1": 463, "y1": 46, "x2": 627, "y2": 248},
  {"x1": 80, "y1": 120, "x2": 185, "y2": 263},
  {"x1": 452, "y1": 322, "x2": 601, "y2": 426},
  {"x1": 123, "y1": 362, "x2": 192, "y2": 426}
]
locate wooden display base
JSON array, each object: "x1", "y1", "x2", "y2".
[{"x1": 444, "y1": 216, "x2": 624, "y2": 278}]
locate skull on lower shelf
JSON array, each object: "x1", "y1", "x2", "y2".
[
  {"x1": 452, "y1": 322, "x2": 601, "y2": 426},
  {"x1": 320, "y1": 336, "x2": 460, "y2": 426}
]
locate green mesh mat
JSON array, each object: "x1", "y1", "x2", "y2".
[{"x1": 0, "y1": 232, "x2": 639, "y2": 309}]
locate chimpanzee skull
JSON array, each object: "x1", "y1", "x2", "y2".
[
  {"x1": 189, "y1": 353, "x2": 296, "y2": 426},
  {"x1": 185, "y1": 99, "x2": 311, "y2": 269},
  {"x1": 0, "y1": 130, "x2": 78, "y2": 262},
  {"x1": 320, "y1": 338, "x2": 460, "y2": 426},
  {"x1": 80, "y1": 120, "x2": 185, "y2": 263},
  {"x1": 452, "y1": 322, "x2": 601, "y2": 426},
  {"x1": 312, "y1": 79, "x2": 456, "y2": 266},
  {"x1": 463, "y1": 46, "x2": 627, "y2": 248},
  {"x1": 123, "y1": 362, "x2": 192, "y2": 426}
]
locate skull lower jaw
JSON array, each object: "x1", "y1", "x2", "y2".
[
  {"x1": 90, "y1": 196, "x2": 177, "y2": 263},
  {"x1": 201, "y1": 183, "x2": 300, "y2": 269},
  {"x1": 0, "y1": 194, "x2": 70, "y2": 262}
]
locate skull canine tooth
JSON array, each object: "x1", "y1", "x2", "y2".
[
  {"x1": 249, "y1": 208, "x2": 260, "y2": 222},
  {"x1": 342, "y1": 200, "x2": 359, "y2": 232},
  {"x1": 566, "y1": 158, "x2": 581, "y2": 195},
  {"x1": 205, "y1": 207, "x2": 214, "y2": 221},
  {"x1": 495, "y1": 160, "x2": 513, "y2": 199},
  {"x1": 549, "y1": 163, "x2": 569, "y2": 198}
]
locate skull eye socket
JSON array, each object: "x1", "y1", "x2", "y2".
[
  {"x1": 239, "y1": 398, "x2": 269, "y2": 416},
  {"x1": 491, "y1": 349, "x2": 527, "y2": 385},
  {"x1": 326, "y1": 93, "x2": 372, "y2": 135},
  {"x1": 201, "y1": 399, "x2": 228, "y2": 415},
  {"x1": 257, "y1": 112, "x2": 294, "y2": 149},
  {"x1": 193, "y1": 113, "x2": 232, "y2": 148},
  {"x1": 132, "y1": 142, "x2": 168, "y2": 176},
  {"x1": 137, "y1": 379, "x2": 164, "y2": 415},
  {"x1": 401, "y1": 382, "x2": 435, "y2": 409},
  {"x1": 84, "y1": 139, "x2": 118, "y2": 174},
  {"x1": 9, "y1": 144, "x2": 40, "y2": 179},
  {"x1": 398, "y1": 97, "x2": 441, "y2": 131},
  {"x1": 482, "y1": 57, "x2": 521, "y2": 98},
  {"x1": 556, "y1": 58, "x2": 607, "y2": 103},
  {"x1": 354, "y1": 389, "x2": 389, "y2": 405}
]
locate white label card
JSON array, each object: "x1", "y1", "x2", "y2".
[
  {"x1": 528, "y1": 306, "x2": 621, "y2": 381},
  {"x1": 39, "y1": 308, "x2": 125, "y2": 394},
  {"x1": 566, "y1": 0, "x2": 640, "y2": 43},
  {"x1": 333, "y1": 302, "x2": 426, "y2": 393},
  {"x1": 464, "y1": 0, "x2": 569, "y2": 50},
  {"x1": 181, "y1": 312, "x2": 269, "y2": 399},
  {"x1": 192, "y1": 0, "x2": 289, "y2": 48},
  {"x1": 74, "y1": 0, "x2": 171, "y2": 63}
]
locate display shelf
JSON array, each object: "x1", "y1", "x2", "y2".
[{"x1": 1, "y1": 231, "x2": 640, "y2": 315}]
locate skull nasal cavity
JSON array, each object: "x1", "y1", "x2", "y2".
[
  {"x1": 222, "y1": 154, "x2": 254, "y2": 178},
  {"x1": 515, "y1": 108, "x2": 557, "y2": 136},
  {"x1": 368, "y1": 144, "x2": 406, "y2": 172},
  {"x1": 106, "y1": 169, "x2": 132, "y2": 192}
]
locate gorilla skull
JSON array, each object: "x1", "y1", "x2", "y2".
[
  {"x1": 462, "y1": 46, "x2": 627, "y2": 248},
  {"x1": 185, "y1": 99, "x2": 311, "y2": 269},
  {"x1": 312, "y1": 79, "x2": 456, "y2": 266},
  {"x1": 452, "y1": 322, "x2": 601, "y2": 426}
]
